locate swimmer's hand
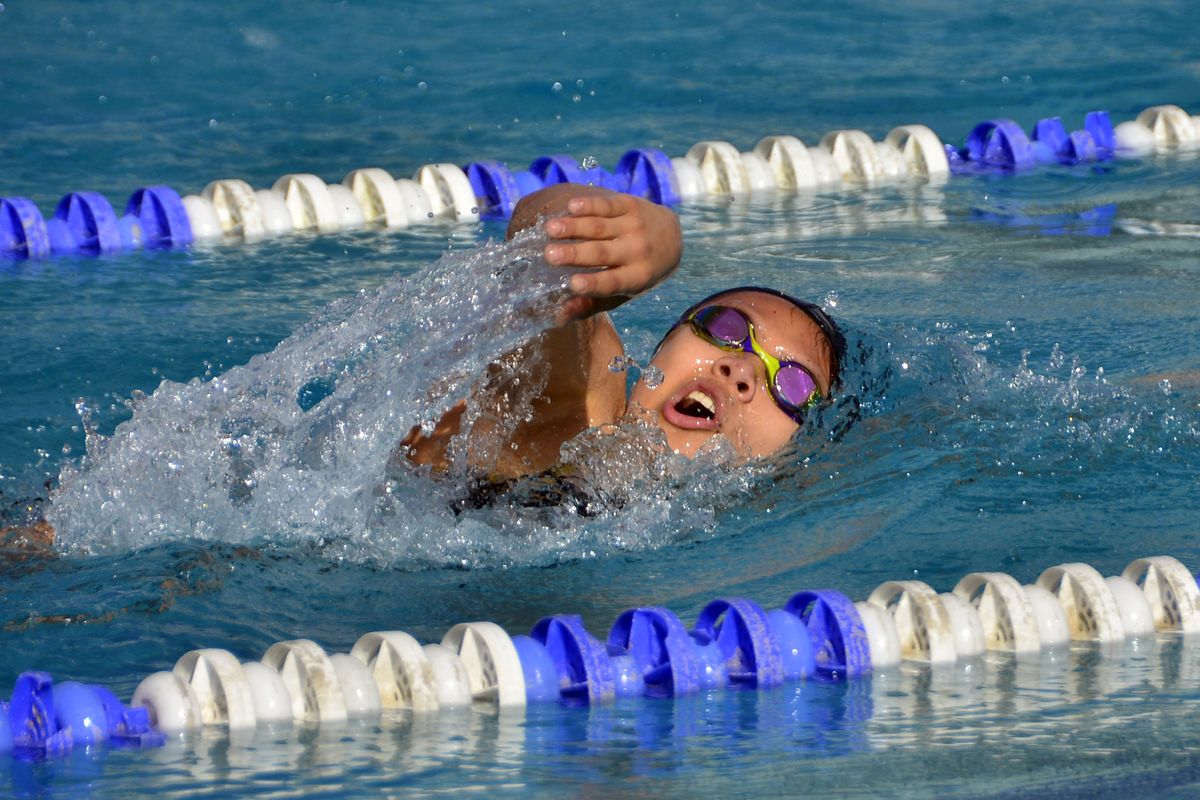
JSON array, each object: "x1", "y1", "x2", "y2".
[{"x1": 542, "y1": 193, "x2": 682, "y2": 323}]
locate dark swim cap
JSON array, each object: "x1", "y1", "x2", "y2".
[{"x1": 658, "y1": 286, "x2": 846, "y2": 389}]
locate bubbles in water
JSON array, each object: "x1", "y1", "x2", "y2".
[
  {"x1": 551, "y1": 81, "x2": 563, "y2": 92},
  {"x1": 580, "y1": 155, "x2": 599, "y2": 170}
]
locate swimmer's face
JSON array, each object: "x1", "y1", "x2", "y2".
[{"x1": 629, "y1": 291, "x2": 836, "y2": 459}]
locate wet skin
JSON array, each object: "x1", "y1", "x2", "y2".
[
  {"x1": 631, "y1": 291, "x2": 835, "y2": 459},
  {"x1": 403, "y1": 186, "x2": 837, "y2": 478}
]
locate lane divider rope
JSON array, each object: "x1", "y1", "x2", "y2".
[
  {"x1": 1, "y1": 104, "x2": 1197, "y2": 261},
  {"x1": 3, "y1": 553, "x2": 1198, "y2": 760}
]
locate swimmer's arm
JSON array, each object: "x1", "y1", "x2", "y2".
[
  {"x1": 507, "y1": 184, "x2": 683, "y2": 323},
  {"x1": 404, "y1": 186, "x2": 674, "y2": 478},
  {"x1": 0, "y1": 520, "x2": 55, "y2": 563},
  {"x1": 399, "y1": 315, "x2": 623, "y2": 478}
]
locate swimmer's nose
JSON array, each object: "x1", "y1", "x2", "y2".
[{"x1": 713, "y1": 354, "x2": 759, "y2": 403}]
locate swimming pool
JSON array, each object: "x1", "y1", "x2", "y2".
[{"x1": 2, "y1": 0, "x2": 1200, "y2": 795}]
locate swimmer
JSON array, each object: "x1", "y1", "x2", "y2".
[
  {"x1": 402, "y1": 183, "x2": 845, "y2": 485},
  {"x1": 1, "y1": 183, "x2": 845, "y2": 548}
]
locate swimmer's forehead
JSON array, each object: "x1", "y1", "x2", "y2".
[{"x1": 695, "y1": 290, "x2": 834, "y2": 389}]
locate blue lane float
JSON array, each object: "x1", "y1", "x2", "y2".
[
  {"x1": 0, "y1": 197, "x2": 51, "y2": 259},
  {"x1": 607, "y1": 606, "x2": 705, "y2": 697},
  {"x1": 4, "y1": 553, "x2": 1200, "y2": 762},
  {"x1": 947, "y1": 110, "x2": 1116, "y2": 173},
  {"x1": 786, "y1": 589, "x2": 872, "y2": 680},
  {"x1": 1, "y1": 672, "x2": 163, "y2": 759},
  {"x1": 46, "y1": 191, "x2": 123, "y2": 255},
  {"x1": 1, "y1": 102, "x2": 1196, "y2": 260},
  {"x1": 125, "y1": 186, "x2": 193, "y2": 249}
]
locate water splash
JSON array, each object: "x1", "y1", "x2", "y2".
[
  {"x1": 49, "y1": 228, "x2": 574, "y2": 559},
  {"x1": 607, "y1": 354, "x2": 663, "y2": 389},
  {"x1": 45, "y1": 229, "x2": 777, "y2": 568},
  {"x1": 640, "y1": 365, "x2": 664, "y2": 389}
]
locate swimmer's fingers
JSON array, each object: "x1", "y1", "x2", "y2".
[
  {"x1": 540, "y1": 193, "x2": 680, "y2": 322},
  {"x1": 545, "y1": 238, "x2": 661, "y2": 295},
  {"x1": 567, "y1": 262, "x2": 651, "y2": 298},
  {"x1": 544, "y1": 239, "x2": 623, "y2": 270},
  {"x1": 543, "y1": 213, "x2": 623, "y2": 243},
  {"x1": 565, "y1": 193, "x2": 635, "y2": 220},
  {"x1": 544, "y1": 194, "x2": 656, "y2": 242}
]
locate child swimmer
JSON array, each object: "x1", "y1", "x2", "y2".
[
  {"x1": 402, "y1": 183, "x2": 846, "y2": 488},
  {"x1": 1, "y1": 183, "x2": 846, "y2": 551}
]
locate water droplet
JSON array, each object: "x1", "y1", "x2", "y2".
[
  {"x1": 641, "y1": 366, "x2": 664, "y2": 389},
  {"x1": 609, "y1": 355, "x2": 631, "y2": 373},
  {"x1": 551, "y1": 81, "x2": 563, "y2": 92}
]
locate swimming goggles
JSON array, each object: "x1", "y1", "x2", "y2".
[{"x1": 686, "y1": 305, "x2": 823, "y2": 422}]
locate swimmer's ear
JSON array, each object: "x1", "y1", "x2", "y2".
[{"x1": 505, "y1": 184, "x2": 615, "y2": 240}]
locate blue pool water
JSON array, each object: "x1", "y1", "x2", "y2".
[{"x1": 2, "y1": 0, "x2": 1200, "y2": 795}]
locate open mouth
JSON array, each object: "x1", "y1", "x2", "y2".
[
  {"x1": 675, "y1": 390, "x2": 716, "y2": 420},
  {"x1": 662, "y1": 382, "x2": 722, "y2": 430}
]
